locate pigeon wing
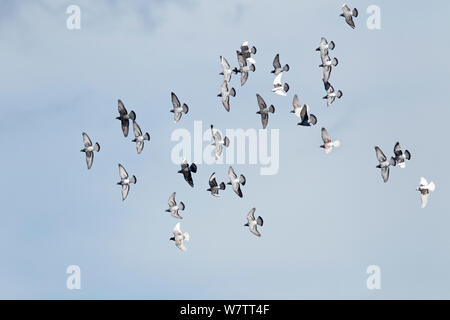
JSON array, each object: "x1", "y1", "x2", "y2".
[
  {"x1": 118, "y1": 99, "x2": 127, "y2": 116},
  {"x1": 171, "y1": 92, "x2": 181, "y2": 109},
  {"x1": 256, "y1": 94, "x2": 267, "y2": 110},
  {"x1": 85, "y1": 151, "x2": 93, "y2": 169},
  {"x1": 293, "y1": 94, "x2": 301, "y2": 109},
  {"x1": 121, "y1": 184, "x2": 130, "y2": 201},
  {"x1": 393, "y1": 142, "x2": 402, "y2": 157},
  {"x1": 209, "y1": 172, "x2": 218, "y2": 188},
  {"x1": 375, "y1": 147, "x2": 387, "y2": 162},
  {"x1": 247, "y1": 208, "x2": 256, "y2": 224},
  {"x1": 381, "y1": 166, "x2": 389, "y2": 183},
  {"x1": 272, "y1": 54, "x2": 281, "y2": 69},
  {"x1": 133, "y1": 121, "x2": 142, "y2": 138},
  {"x1": 273, "y1": 72, "x2": 283, "y2": 86},
  {"x1": 228, "y1": 166, "x2": 237, "y2": 181},
  {"x1": 118, "y1": 164, "x2": 128, "y2": 179},
  {"x1": 82, "y1": 132, "x2": 92, "y2": 147},
  {"x1": 321, "y1": 127, "x2": 332, "y2": 143},
  {"x1": 168, "y1": 192, "x2": 176, "y2": 207}
]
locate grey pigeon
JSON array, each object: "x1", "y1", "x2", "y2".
[
  {"x1": 178, "y1": 159, "x2": 197, "y2": 187},
  {"x1": 211, "y1": 125, "x2": 230, "y2": 159},
  {"x1": 271, "y1": 54, "x2": 290, "y2": 75},
  {"x1": 297, "y1": 104, "x2": 317, "y2": 127},
  {"x1": 227, "y1": 166, "x2": 246, "y2": 198},
  {"x1": 256, "y1": 94, "x2": 275, "y2": 129},
  {"x1": 170, "y1": 92, "x2": 189, "y2": 123},
  {"x1": 244, "y1": 208, "x2": 263, "y2": 237},
  {"x1": 340, "y1": 4, "x2": 358, "y2": 29},
  {"x1": 207, "y1": 172, "x2": 226, "y2": 197},
  {"x1": 131, "y1": 121, "x2": 150, "y2": 154},
  {"x1": 80, "y1": 132, "x2": 100, "y2": 169},
  {"x1": 116, "y1": 99, "x2": 136, "y2": 137},
  {"x1": 117, "y1": 164, "x2": 136, "y2": 201},
  {"x1": 233, "y1": 51, "x2": 255, "y2": 86},
  {"x1": 218, "y1": 80, "x2": 236, "y2": 112},
  {"x1": 169, "y1": 222, "x2": 190, "y2": 252},
  {"x1": 316, "y1": 37, "x2": 335, "y2": 56},
  {"x1": 375, "y1": 146, "x2": 395, "y2": 183},
  {"x1": 390, "y1": 142, "x2": 411, "y2": 168},
  {"x1": 291, "y1": 94, "x2": 309, "y2": 118},
  {"x1": 165, "y1": 192, "x2": 185, "y2": 219}
]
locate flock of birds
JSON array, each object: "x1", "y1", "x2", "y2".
[{"x1": 79, "y1": 4, "x2": 436, "y2": 252}]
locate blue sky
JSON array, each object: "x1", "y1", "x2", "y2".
[{"x1": 0, "y1": 0, "x2": 449, "y2": 299}]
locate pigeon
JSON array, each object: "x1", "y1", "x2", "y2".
[
  {"x1": 375, "y1": 146, "x2": 395, "y2": 183},
  {"x1": 211, "y1": 125, "x2": 230, "y2": 160},
  {"x1": 207, "y1": 172, "x2": 226, "y2": 197},
  {"x1": 117, "y1": 164, "x2": 136, "y2": 201},
  {"x1": 239, "y1": 41, "x2": 257, "y2": 64},
  {"x1": 244, "y1": 208, "x2": 263, "y2": 237},
  {"x1": 178, "y1": 160, "x2": 197, "y2": 187},
  {"x1": 219, "y1": 56, "x2": 233, "y2": 83},
  {"x1": 316, "y1": 37, "x2": 335, "y2": 55},
  {"x1": 227, "y1": 166, "x2": 246, "y2": 198},
  {"x1": 290, "y1": 94, "x2": 309, "y2": 118},
  {"x1": 233, "y1": 51, "x2": 255, "y2": 86},
  {"x1": 320, "y1": 128, "x2": 341, "y2": 154},
  {"x1": 218, "y1": 80, "x2": 236, "y2": 112},
  {"x1": 256, "y1": 94, "x2": 275, "y2": 129},
  {"x1": 416, "y1": 177, "x2": 436, "y2": 208},
  {"x1": 323, "y1": 84, "x2": 343, "y2": 106},
  {"x1": 131, "y1": 121, "x2": 150, "y2": 154},
  {"x1": 170, "y1": 92, "x2": 189, "y2": 123},
  {"x1": 297, "y1": 104, "x2": 317, "y2": 127},
  {"x1": 390, "y1": 142, "x2": 411, "y2": 168},
  {"x1": 340, "y1": 4, "x2": 358, "y2": 29},
  {"x1": 165, "y1": 192, "x2": 185, "y2": 219},
  {"x1": 116, "y1": 99, "x2": 136, "y2": 137},
  {"x1": 170, "y1": 222, "x2": 190, "y2": 252},
  {"x1": 271, "y1": 54, "x2": 290, "y2": 75},
  {"x1": 272, "y1": 72, "x2": 289, "y2": 96},
  {"x1": 80, "y1": 132, "x2": 100, "y2": 169}
]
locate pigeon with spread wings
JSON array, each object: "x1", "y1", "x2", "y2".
[
  {"x1": 207, "y1": 172, "x2": 226, "y2": 197},
  {"x1": 170, "y1": 92, "x2": 189, "y2": 123},
  {"x1": 178, "y1": 160, "x2": 197, "y2": 187},
  {"x1": 244, "y1": 208, "x2": 263, "y2": 237},
  {"x1": 340, "y1": 4, "x2": 358, "y2": 29},
  {"x1": 228, "y1": 166, "x2": 246, "y2": 198},
  {"x1": 170, "y1": 222, "x2": 190, "y2": 252},
  {"x1": 218, "y1": 80, "x2": 236, "y2": 112},
  {"x1": 297, "y1": 104, "x2": 317, "y2": 127},
  {"x1": 272, "y1": 72, "x2": 289, "y2": 96},
  {"x1": 320, "y1": 128, "x2": 340, "y2": 154},
  {"x1": 117, "y1": 164, "x2": 136, "y2": 201},
  {"x1": 271, "y1": 54, "x2": 290, "y2": 75},
  {"x1": 116, "y1": 99, "x2": 136, "y2": 137},
  {"x1": 80, "y1": 132, "x2": 100, "y2": 169},
  {"x1": 165, "y1": 192, "x2": 185, "y2": 219},
  {"x1": 211, "y1": 125, "x2": 230, "y2": 160},
  {"x1": 233, "y1": 51, "x2": 255, "y2": 86},
  {"x1": 131, "y1": 121, "x2": 150, "y2": 154},
  {"x1": 416, "y1": 177, "x2": 436, "y2": 208},
  {"x1": 256, "y1": 94, "x2": 275, "y2": 129},
  {"x1": 390, "y1": 142, "x2": 411, "y2": 168},
  {"x1": 375, "y1": 146, "x2": 395, "y2": 183}
]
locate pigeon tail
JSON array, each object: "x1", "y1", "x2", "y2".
[
  {"x1": 128, "y1": 111, "x2": 136, "y2": 121},
  {"x1": 178, "y1": 201, "x2": 185, "y2": 211},
  {"x1": 182, "y1": 104, "x2": 189, "y2": 114},
  {"x1": 223, "y1": 136, "x2": 230, "y2": 147},
  {"x1": 229, "y1": 87, "x2": 236, "y2": 97},
  {"x1": 283, "y1": 64, "x2": 290, "y2": 72},
  {"x1": 329, "y1": 41, "x2": 335, "y2": 50},
  {"x1": 352, "y1": 8, "x2": 358, "y2": 17},
  {"x1": 144, "y1": 133, "x2": 150, "y2": 141},
  {"x1": 219, "y1": 182, "x2": 226, "y2": 190},
  {"x1": 239, "y1": 175, "x2": 246, "y2": 185},
  {"x1": 183, "y1": 232, "x2": 190, "y2": 242},
  {"x1": 283, "y1": 83, "x2": 289, "y2": 92},
  {"x1": 94, "y1": 143, "x2": 100, "y2": 152},
  {"x1": 268, "y1": 105, "x2": 275, "y2": 113},
  {"x1": 130, "y1": 175, "x2": 137, "y2": 184},
  {"x1": 428, "y1": 182, "x2": 436, "y2": 192},
  {"x1": 189, "y1": 163, "x2": 197, "y2": 173},
  {"x1": 257, "y1": 216, "x2": 263, "y2": 226}
]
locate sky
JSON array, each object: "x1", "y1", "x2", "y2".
[{"x1": 0, "y1": 0, "x2": 449, "y2": 299}]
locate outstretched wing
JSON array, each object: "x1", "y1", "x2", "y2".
[
  {"x1": 118, "y1": 99, "x2": 127, "y2": 116},
  {"x1": 133, "y1": 121, "x2": 142, "y2": 138},
  {"x1": 256, "y1": 94, "x2": 266, "y2": 110},
  {"x1": 82, "y1": 132, "x2": 92, "y2": 147},
  {"x1": 168, "y1": 192, "x2": 176, "y2": 207},
  {"x1": 247, "y1": 208, "x2": 256, "y2": 224},
  {"x1": 375, "y1": 147, "x2": 387, "y2": 162},
  {"x1": 118, "y1": 164, "x2": 128, "y2": 179},
  {"x1": 321, "y1": 127, "x2": 332, "y2": 143},
  {"x1": 272, "y1": 54, "x2": 281, "y2": 69},
  {"x1": 171, "y1": 92, "x2": 181, "y2": 109}
]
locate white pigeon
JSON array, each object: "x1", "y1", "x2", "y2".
[
  {"x1": 290, "y1": 95, "x2": 309, "y2": 118},
  {"x1": 166, "y1": 192, "x2": 185, "y2": 219},
  {"x1": 272, "y1": 72, "x2": 289, "y2": 96},
  {"x1": 227, "y1": 166, "x2": 246, "y2": 198},
  {"x1": 80, "y1": 132, "x2": 100, "y2": 169},
  {"x1": 117, "y1": 164, "x2": 136, "y2": 201},
  {"x1": 244, "y1": 208, "x2": 263, "y2": 237},
  {"x1": 320, "y1": 128, "x2": 340, "y2": 154},
  {"x1": 219, "y1": 56, "x2": 233, "y2": 83},
  {"x1": 211, "y1": 125, "x2": 230, "y2": 160},
  {"x1": 417, "y1": 177, "x2": 435, "y2": 208},
  {"x1": 131, "y1": 121, "x2": 150, "y2": 154},
  {"x1": 170, "y1": 222, "x2": 190, "y2": 252}
]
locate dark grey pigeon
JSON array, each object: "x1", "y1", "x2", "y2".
[
  {"x1": 298, "y1": 104, "x2": 317, "y2": 127},
  {"x1": 271, "y1": 54, "x2": 290, "y2": 75},
  {"x1": 207, "y1": 172, "x2": 226, "y2": 197},
  {"x1": 116, "y1": 99, "x2": 136, "y2": 137},
  {"x1": 390, "y1": 142, "x2": 411, "y2": 169},
  {"x1": 178, "y1": 159, "x2": 197, "y2": 187},
  {"x1": 227, "y1": 166, "x2": 246, "y2": 198},
  {"x1": 340, "y1": 4, "x2": 358, "y2": 29},
  {"x1": 244, "y1": 208, "x2": 263, "y2": 237},
  {"x1": 117, "y1": 164, "x2": 136, "y2": 201},
  {"x1": 170, "y1": 92, "x2": 189, "y2": 123},
  {"x1": 131, "y1": 121, "x2": 150, "y2": 154},
  {"x1": 80, "y1": 132, "x2": 100, "y2": 169},
  {"x1": 218, "y1": 80, "x2": 236, "y2": 112},
  {"x1": 375, "y1": 146, "x2": 395, "y2": 183},
  {"x1": 256, "y1": 94, "x2": 275, "y2": 129},
  {"x1": 233, "y1": 51, "x2": 255, "y2": 86}
]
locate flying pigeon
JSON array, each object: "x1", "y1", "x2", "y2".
[
  {"x1": 233, "y1": 51, "x2": 255, "y2": 86},
  {"x1": 178, "y1": 160, "x2": 197, "y2": 187},
  {"x1": 256, "y1": 94, "x2": 275, "y2": 129},
  {"x1": 291, "y1": 94, "x2": 309, "y2": 118},
  {"x1": 297, "y1": 104, "x2": 317, "y2": 127},
  {"x1": 375, "y1": 146, "x2": 395, "y2": 183},
  {"x1": 131, "y1": 121, "x2": 150, "y2": 154},
  {"x1": 244, "y1": 208, "x2": 263, "y2": 237},
  {"x1": 390, "y1": 142, "x2": 411, "y2": 168},
  {"x1": 80, "y1": 132, "x2": 100, "y2": 169},
  {"x1": 272, "y1": 72, "x2": 289, "y2": 96},
  {"x1": 170, "y1": 92, "x2": 189, "y2": 123},
  {"x1": 165, "y1": 192, "x2": 185, "y2": 219},
  {"x1": 170, "y1": 222, "x2": 190, "y2": 252},
  {"x1": 227, "y1": 166, "x2": 246, "y2": 198},
  {"x1": 219, "y1": 56, "x2": 233, "y2": 83},
  {"x1": 239, "y1": 41, "x2": 257, "y2": 65},
  {"x1": 320, "y1": 128, "x2": 340, "y2": 154},
  {"x1": 218, "y1": 80, "x2": 236, "y2": 112},
  {"x1": 416, "y1": 177, "x2": 436, "y2": 208},
  {"x1": 316, "y1": 37, "x2": 335, "y2": 55},
  {"x1": 116, "y1": 99, "x2": 136, "y2": 137},
  {"x1": 323, "y1": 84, "x2": 343, "y2": 106},
  {"x1": 207, "y1": 172, "x2": 226, "y2": 197},
  {"x1": 340, "y1": 4, "x2": 358, "y2": 29},
  {"x1": 271, "y1": 54, "x2": 290, "y2": 75},
  {"x1": 117, "y1": 164, "x2": 136, "y2": 201},
  {"x1": 211, "y1": 125, "x2": 230, "y2": 160}
]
